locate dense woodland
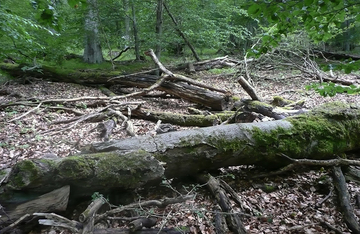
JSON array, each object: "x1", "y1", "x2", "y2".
[{"x1": 1, "y1": 0, "x2": 360, "y2": 233}]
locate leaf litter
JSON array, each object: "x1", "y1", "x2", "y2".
[{"x1": 0, "y1": 69, "x2": 360, "y2": 233}]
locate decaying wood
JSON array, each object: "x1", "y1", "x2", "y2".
[
  {"x1": 238, "y1": 76, "x2": 261, "y2": 101},
  {"x1": 7, "y1": 195, "x2": 190, "y2": 233},
  {"x1": 81, "y1": 197, "x2": 106, "y2": 233},
  {"x1": 129, "y1": 218, "x2": 157, "y2": 232},
  {"x1": 108, "y1": 46, "x2": 130, "y2": 61},
  {"x1": 130, "y1": 106, "x2": 233, "y2": 127},
  {"x1": 203, "y1": 175, "x2": 246, "y2": 234},
  {"x1": 0, "y1": 214, "x2": 31, "y2": 234},
  {"x1": 214, "y1": 210, "x2": 230, "y2": 234},
  {"x1": 332, "y1": 166, "x2": 360, "y2": 233},
  {"x1": 253, "y1": 154, "x2": 360, "y2": 179},
  {"x1": 80, "y1": 197, "x2": 106, "y2": 222},
  {"x1": 0, "y1": 186, "x2": 70, "y2": 233},
  {"x1": 145, "y1": 48, "x2": 229, "y2": 94},
  {"x1": 242, "y1": 100, "x2": 285, "y2": 120},
  {"x1": 2, "y1": 185, "x2": 70, "y2": 222},
  {"x1": 35, "y1": 212, "x2": 82, "y2": 233},
  {"x1": 1, "y1": 102, "x2": 360, "y2": 201},
  {"x1": 95, "y1": 195, "x2": 193, "y2": 223},
  {"x1": 313, "y1": 50, "x2": 360, "y2": 61},
  {"x1": 1, "y1": 64, "x2": 231, "y2": 111},
  {"x1": 92, "y1": 228, "x2": 183, "y2": 234}
]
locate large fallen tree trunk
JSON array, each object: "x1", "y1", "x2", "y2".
[
  {"x1": 1, "y1": 102, "x2": 360, "y2": 202},
  {"x1": 0, "y1": 64, "x2": 230, "y2": 110}
]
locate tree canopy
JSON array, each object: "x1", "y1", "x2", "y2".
[{"x1": 0, "y1": 0, "x2": 360, "y2": 70}]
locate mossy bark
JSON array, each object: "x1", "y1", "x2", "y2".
[
  {"x1": 0, "y1": 63, "x2": 230, "y2": 110},
  {"x1": 1, "y1": 102, "x2": 360, "y2": 200},
  {"x1": 131, "y1": 108, "x2": 234, "y2": 127}
]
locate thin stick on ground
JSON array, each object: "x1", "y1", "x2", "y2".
[{"x1": 9, "y1": 102, "x2": 43, "y2": 122}]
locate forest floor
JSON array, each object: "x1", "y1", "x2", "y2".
[{"x1": 1, "y1": 64, "x2": 360, "y2": 233}]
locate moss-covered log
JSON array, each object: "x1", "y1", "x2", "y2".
[
  {"x1": 1, "y1": 102, "x2": 360, "y2": 200},
  {"x1": 0, "y1": 63, "x2": 230, "y2": 110},
  {"x1": 130, "y1": 107, "x2": 235, "y2": 127}
]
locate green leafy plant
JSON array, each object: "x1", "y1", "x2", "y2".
[
  {"x1": 247, "y1": 0, "x2": 360, "y2": 72},
  {"x1": 306, "y1": 82, "x2": 360, "y2": 97},
  {"x1": 91, "y1": 192, "x2": 107, "y2": 201}
]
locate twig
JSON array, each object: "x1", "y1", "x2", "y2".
[
  {"x1": 95, "y1": 195, "x2": 194, "y2": 223},
  {"x1": 315, "y1": 189, "x2": 333, "y2": 208},
  {"x1": 280, "y1": 153, "x2": 360, "y2": 167},
  {"x1": 9, "y1": 102, "x2": 42, "y2": 122}
]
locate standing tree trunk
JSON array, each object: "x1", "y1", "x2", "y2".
[
  {"x1": 344, "y1": 19, "x2": 351, "y2": 52},
  {"x1": 163, "y1": 2, "x2": 201, "y2": 62},
  {"x1": 155, "y1": 0, "x2": 164, "y2": 59},
  {"x1": 130, "y1": 0, "x2": 141, "y2": 60},
  {"x1": 122, "y1": 0, "x2": 130, "y2": 48},
  {"x1": 83, "y1": 0, "x2": 104, "y2": 64}
]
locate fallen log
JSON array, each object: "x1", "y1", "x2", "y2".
[
  {"x1": 130, "y1": 106, "x2": 234, "y2": 127},
  {"x1": 313, "y1": 50, "x2": 360, "y2": 61},
  {"x1": 0, "y1": 186, "x2": 70, "y2": 233},
  {"x1": 0, "y1": 64, "x2": 231, "y2": 110},
  {"x1": 1, "y1": 102, "x2": 360, "y2": 203}
]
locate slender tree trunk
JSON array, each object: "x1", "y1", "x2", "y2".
[
  {"x1": 130, "y1": 0, "x2": 140, "y2": 60},
  {"x1": 83, "y1": 0, "x2": 104, "y2": 64},
  {"x1": 123, "y1": 0, "x2": 130, "y2": 48},
  {"x1": 163, "y1": 2, "x2": 201, "y2": 61},
  {"x1": 155, "y1": 0, "x2": 164, "y2": 59},
  {"x1": 344, "y1": 19, "x2": 351, "y2": 52}
]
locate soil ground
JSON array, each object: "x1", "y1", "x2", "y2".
[{"x1": 1, "y1": 67, "x2": 360, "y2": 233}]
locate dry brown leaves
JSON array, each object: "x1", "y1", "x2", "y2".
[{"x1": 1, "y1": 69, "x2": 360, "y2": 233}]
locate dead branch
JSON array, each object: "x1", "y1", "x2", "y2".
[
  {"x1": 252, "y1": 153, "x2": 360, "y2": 179},
  {"x1": 145, "y1": 49, "x2": 229, "y2": 94},
  {"x1": 238, "y1": 76, "x2": 261, "y2": 101},
  {"x1": 9, "y1": 102, "x2": 43, "y2": 122},
  {"x1": 80, "y1": 197, "x2": 107, "y2": 233},
  {"x1": 202, "y1": 175, "x2": 246, "y2": 234},
  {"x1": 0, "y1": 214, "x2": 31, "y2": 234},
  {"x1": 280, "y1": 153, "x2": 360, "y2": 167},
  {"x1": 34, "y1": 212, "x2": 82, "y2": 233},
  {"x1": 332, "y1": 166, "x2": 360, "y2": 233},
  {"x1": 42, "y1": 112, "x2": 106, "y2": 136},
  {"x1": 95, "y1": 195, "x2": 194, "y2": 223},
  {"x1": 2, "y1": 186, "x2": 70, "y2": 225},
  {"x1": 145, "y1": 49, "x2": 174, "y2": 77}
]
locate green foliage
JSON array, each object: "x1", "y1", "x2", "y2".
[
  {"x1": 91, "y1": 191, "x2": 108, "y2": 202},
  {"x1": 306, "y1": 82, "x2": 360, "y2": 97},
  {"x1": 247, "y1": 0, "x2": 360, "y2": 72},
  {"x1": 0, "y1": 0, "x2": 61, "y2": 63}
]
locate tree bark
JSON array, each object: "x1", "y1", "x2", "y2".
[
  {"x1": 155, "y1": 0, "x2": 164, "y2": 58},
  {"x1": 130, "y1": 107, "x2": 234, "y2": 127},
  {"x1": 2, "y1": 186, "x2": 70, "y2": 222},
  {"x1": 83, "y1": 0, "x2": 104, "y2": 64},
  {"x1": 332, "y1": 166, "x2": 360, "y2": 233},
  {"x1": 130, "y1": 0, "x2": 141, "y2": 60},
  {"x1": 163, "y1": 2, "x2": 200, "y2": 61},
  {"x1": 1, "y1": 102, "x2": 360, "y2": 200},
  {"x1": 122, "y1": 0, "x2": 130, "y2": 48},
  {"x1": 0, "y1": 64, "x2": 230, "y2": 111}
]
